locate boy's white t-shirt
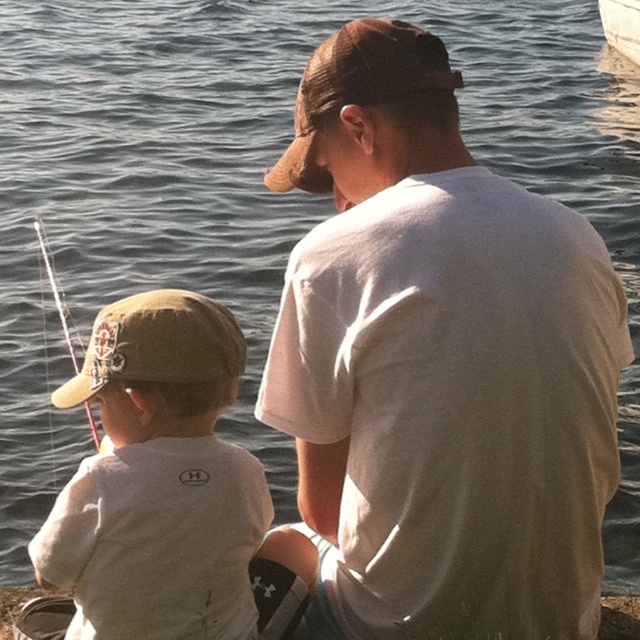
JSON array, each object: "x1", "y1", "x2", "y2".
[
  {"x1": 256, "y1": 167, "x2": 635, "y2": 639},
  {"x1": 29, "y1": 435, "x2": 274, "y2": 640}
]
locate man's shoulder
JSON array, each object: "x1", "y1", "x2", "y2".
[
  {"x1": 297, "y1": 167, "x2": 501, "y2": 248},
  {"x1": 293, "y1": 182, "x2": 425, "y2": 258}
]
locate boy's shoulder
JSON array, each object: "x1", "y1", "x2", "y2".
[
  {"x1": 87, "y1": 436, "x2": 265, "y2": 476},
  {"x1": 69, "y1": 438, "x2": 268, "y2": 512}
]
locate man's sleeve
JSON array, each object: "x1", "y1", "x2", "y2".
[
  {"x1": 256, "y1": 273, "x2": 354, "y2": 444},
  {"x1": 29, "y1": 460, "x2": 100, "y2": 588}
]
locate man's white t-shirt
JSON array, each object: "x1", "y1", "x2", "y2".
[
  {"x1": 30, "y1": 436, "x2": 274, "y2": 640},
  {"x1": 256, "y1": 167, "x2": 634, "y2": 640}
]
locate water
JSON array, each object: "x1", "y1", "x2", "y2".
[{"x1": 1, "y1": 0, "x2": 639, "y2": 593}]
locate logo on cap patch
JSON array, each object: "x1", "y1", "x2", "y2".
[
  {"x1": 90, "y1": 322, "x2": 123, "y2": 390},
  {"x1": 94, "y1": 322, "x2": 119, "y2": 358},
  {"x1": 90, "y1": 358, "x2": 106, "y2": 391},
  {"x1": 109, "y1": 352, "x2": 127, "y2": 373}
]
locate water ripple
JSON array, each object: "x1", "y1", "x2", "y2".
[{"x1": 1, "y1": 0, "x2": 639, "y2": 588}]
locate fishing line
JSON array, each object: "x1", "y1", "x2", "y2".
[
  {"x1": 34, "y1": 217, "x2": 102, "y2": 451},
  {"x1": 37, "y1": 244, "x2": 60, "y2": 490}
]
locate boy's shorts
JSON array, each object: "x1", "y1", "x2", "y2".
[{"x1": 13, "y1": 559, "x2": 309, "y2": 640}]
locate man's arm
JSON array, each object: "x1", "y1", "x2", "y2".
[{"x1": 296, "y1": 436, "x2": 350, "y2": 546}]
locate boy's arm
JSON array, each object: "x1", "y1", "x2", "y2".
[
  {"x1": 34, "y1": 569, "x2": 65, "y2": 593},
  {"x1": 29, "y1": 460, "x2": 100, "y2": 589}
]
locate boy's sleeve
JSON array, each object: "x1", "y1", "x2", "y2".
[
  {"x1": 29, "y1": 459, "x2": 100, "y2": 588},
  {"x1": 253, "y1": 456, "x2": 275, "y2": 549}
]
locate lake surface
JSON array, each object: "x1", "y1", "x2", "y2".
[{"x1": 1, "y1": 0, "x2": 639, "y2": 592}]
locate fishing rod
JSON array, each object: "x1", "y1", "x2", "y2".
[{"x1": 34, "y1": 217, "x2": 102, "y2": 452}]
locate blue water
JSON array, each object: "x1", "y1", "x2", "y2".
[{"x1": 1, "y1": 0, "x2": 639, "y2": 593}]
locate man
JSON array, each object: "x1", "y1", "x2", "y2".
[{"x1": 256, "y1": 17, "x2": 634, "y2": 640}]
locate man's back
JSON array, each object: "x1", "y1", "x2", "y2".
[{"x1": 258, "y1": 166, "x2": 633, "y2": 639}]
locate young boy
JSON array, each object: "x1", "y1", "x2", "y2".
[{"x1": 19, "y1": 289, "x2": 317, "y2": 640}]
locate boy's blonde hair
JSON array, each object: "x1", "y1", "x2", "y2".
[{"x1": 121, "y1": 378, "x2": 237, "y2": 417}]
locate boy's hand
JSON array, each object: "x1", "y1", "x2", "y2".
[{"x1": 35, "y1": 569, "x2": 66, "y2": 594}]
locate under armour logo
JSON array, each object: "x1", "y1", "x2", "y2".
[
  {"x1": 252, "y1": 576, "x2": 276, "y2": 598},
  {"x1": 179, "y1": 469, "x2": 210, "y2": 486}
]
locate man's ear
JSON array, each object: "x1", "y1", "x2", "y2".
[
  {"x1": 339, "y1": 104, "x2": 375, "y2": 155},
  {"x1": 126, "y1": 388, "x2": 160, "y2": 427}
]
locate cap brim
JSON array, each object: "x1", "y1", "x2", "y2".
[
  {"x1": 51, "y1": 372, "x2": 104, "y2": 410},
  {"x1": 264, "y1": 130, "x2": 334, "y2": 195}
]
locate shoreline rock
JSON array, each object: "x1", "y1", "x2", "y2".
[{"x1": 1, "y1": 587, "x2": 639, "y2": 638}]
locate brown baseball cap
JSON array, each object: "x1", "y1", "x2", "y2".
[
  {"x1": 264, "y1": 17, "x2": 464, "y2": 194},
  {"x1": 51, "y1": 289, "x2": 247, "y2": 410}
]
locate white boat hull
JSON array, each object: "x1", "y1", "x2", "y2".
[{"x1": 599, "y1": 0, "x2": 640, "y2": 66}]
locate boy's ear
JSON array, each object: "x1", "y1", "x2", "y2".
[{"x1": 126, "y1": 388, "x2": 160, "y2": 426}]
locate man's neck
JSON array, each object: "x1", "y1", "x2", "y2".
[{"x1": 381, "y1": 125, "x2": 477, "y2": 186}]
